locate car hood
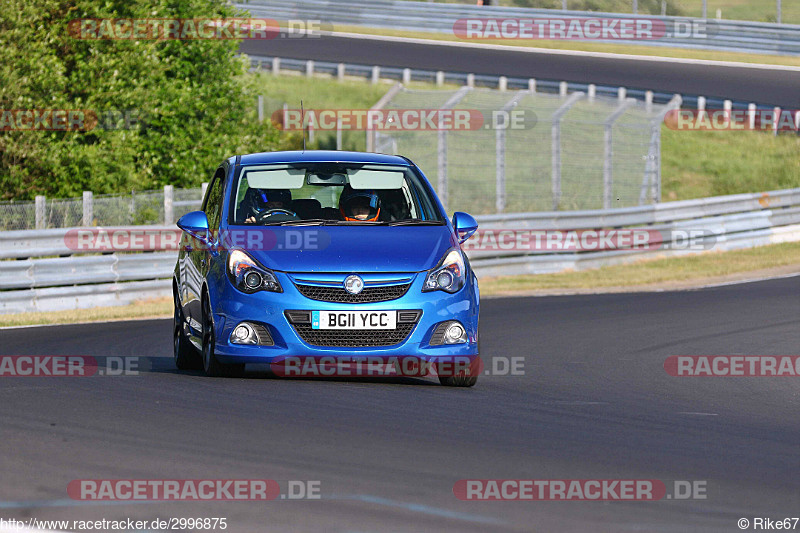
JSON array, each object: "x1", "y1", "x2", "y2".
[{"x1": 229, "y1": 225, "x2": 457, "y2": 273}]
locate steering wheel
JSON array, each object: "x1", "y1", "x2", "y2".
[{"x1": 257, "y1": 208, "x2": 296, "y2": 222}]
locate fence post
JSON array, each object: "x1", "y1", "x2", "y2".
[
  {"x1": 645, "y1": 91, "x2": 653, "y2": 114},
  {"x1": 551, "y1": 92, "x2": 585, "y2": 211},
  {"x1": 366, "y1": 82, "x2": 404, "y2": 152},
  {"x1": 777, "y1": 0, "x2": 782, "y2": 24},
  {"x1": 528, "y1": 78, "x2": 536, "y2": 93},
  {"x1": 498, "y1": 76, "x2": 507, "y2": 91},
  {"x1": 337, "y1": 63, "x2": 345, "y2": 82},
  {"x1": 35, "y1": 195, "x2": 46, "y2": 230},
  {"x1": 748, "y1": 103, "x2": 756, "y2": 130},
  {"x1": 371, "y1": 66, "x2": 380, "y2": 84},
  {"x1": 402, "y1": 68, "x2": 411, "y2": 84},
  {"x1": 466, "y1": 73, "x2": 475, "y2": 88},
  {"x1": 588, "y1": 84, "x2": 596, "y2": 102},
  {"x1": 559, "y1": 81, "x2": 568, "y2": 97},
  {"x1": 641, "y1": 94, "x2": 681, "y2": 204},
  {"x1": 164, "y1": 185, "x2": 174, "y2": 225},
  {"x1": 437, "y1": 86, "x2": 472, "y2": 210},
  {"x1": 82, "y1": 191, "x2": 93, "y2": 227},
  {"x1": 697, "y1": 96, "x2": 706, "y2": 111},
  {"x1": 305, "y1": 60, "x2": 314, "y2": 77},
  {"x1": 436, "y1": 71, "x2": 445, "y2": 87},
  {"x1": 495, "y1": 91, "x2": 528, "y2": 213},
  {"x1": 617, "y1": 87, "x2": 627, "y2": 101},
  {"x1": 257, "y1": 95, "x2": 264, "y2": 123},
  {"x1": 271, "y1": 57, "x2": 280, "y2": 75},
  {"x1": 632, "y1": 0, "x2": 637, "y2": 14},
  {"x1": 603, "y1": 99, "x2": 636, "y2": 209},
  {"x1": 773, "y1": 106, "x2": 781, "y2": 136}
]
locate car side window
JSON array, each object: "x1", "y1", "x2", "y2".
[{"x1": 204, "y1": 170, "x2": 225, "y2": 232}]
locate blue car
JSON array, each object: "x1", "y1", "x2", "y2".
[{"x1": 173, "y1": 151, "x2": 480, "y2": 386}]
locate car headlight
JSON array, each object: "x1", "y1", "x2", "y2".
[
  {"x1": 423, "y1": 248, "x2": 465, "y2": 294},
  {"x1": 227, "y1": 249, "x2": 282, "y2": 293}
]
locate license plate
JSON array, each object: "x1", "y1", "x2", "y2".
[{"x1": 312, "y1": 310, "x2": 397, "y2": 330}]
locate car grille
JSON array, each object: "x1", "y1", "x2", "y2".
[
  {"x1": 295, "y1": 283, "x2": 411, "y2": 303},
  {"x1": 285, "y1": 310, "x2": 421, "y2": 348},
  {"x1": 291, "y1": 323, "x2": 416, "y2": 347}
]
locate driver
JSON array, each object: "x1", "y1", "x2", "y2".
[
  {"x1": 242, "y1": 188, "x2": 293, "y2": 224},
  {"x1": 339, "y1": 185, "x2": 381, "y2": 221}
]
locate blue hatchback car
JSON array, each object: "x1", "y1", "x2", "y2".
[{"x1": 173, "y1": 151, "x2": 480, "y2": 386}]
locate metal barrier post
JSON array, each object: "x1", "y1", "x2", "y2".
[
  {"x1": 82, "y1": 191, "x2": 93, "y2": 227},
  {"x1": 35, "y1": 196, "x2": 45, "y2": 230},
  {"x1": 164, "y1": 185, "x2": 174, "y2": 225}
]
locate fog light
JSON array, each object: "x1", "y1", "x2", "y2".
[
  {"x1": 445, "y1": 323, "x2": 465, "y2": 343},
  {"x1": 231, "y1": 323, "x2": 257, "y2": 345},
  {"x1": 244, "y1": 271, "x2": 262, "y2": 290},
  {"x1": 430, "y1": 320, "x2": 468, "y2": 345}
]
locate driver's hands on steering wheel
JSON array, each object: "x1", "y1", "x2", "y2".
[{"x1": 245, "y1": 208, "x2": 296, "y2": 224}]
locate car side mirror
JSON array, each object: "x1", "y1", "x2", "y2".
[
  {"x1": 177, "y1": 211, "x2": 211, "y2": 244},
  {"x1": 452, "y1": 212, "x2": 478, "y2": 244}
]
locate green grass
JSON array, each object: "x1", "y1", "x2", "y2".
[
  {"x1": 244, "y1": 72, "x2": 800, "y2": 207},
  {"x1": 661, "y1": 128, "x2": 800, "y2": 201},
  {"x1": 0, "y1": 298, "x2": 172, "y2": 328},
  {"x1": 480, "y1": 241, "x2": 800, "y2": 294}
]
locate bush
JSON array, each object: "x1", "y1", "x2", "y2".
[{"x1": 0, "y1": 0, "x2": 294, "y2": 200}]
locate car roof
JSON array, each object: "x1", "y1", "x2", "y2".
[{"x1": 237, "y1": 150, "x2": 411, "y2": 166}]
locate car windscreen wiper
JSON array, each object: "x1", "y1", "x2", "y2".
[
  {"x1": 261, "y1": 219, "x2": 335, "y2": 226},
  {"x1": 387, "y1": 219, "x2": 445, "y2": 226}
]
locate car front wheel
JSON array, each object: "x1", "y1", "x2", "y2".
[
  {"x1": 174, "y1": 290, "x2": 200, "y2": 370},
  {"x1": 202, "y1": 295, "x2": 244, "y2": 378}
]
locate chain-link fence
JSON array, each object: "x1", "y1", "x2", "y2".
[
  {"x1": 0, "y1": 186, "x2": 206, "y2": 231},
  {"x1": 368, "y1": 86, "x2": 679, "y2": 215}
]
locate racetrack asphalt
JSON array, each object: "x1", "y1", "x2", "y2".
[
  {"x1": 0, "y1": 275, "x2": 798, "y2": 532},
  {"x1": 238, "y1": 33, "x2": 800, "y2": 108}
]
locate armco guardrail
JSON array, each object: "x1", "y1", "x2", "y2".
[
  {"x1": 235, "y1": 0, "x2": 800, "y2": 55},
  {"x1": 1, "y1": 188, "x2": 799, "y2": 314}
]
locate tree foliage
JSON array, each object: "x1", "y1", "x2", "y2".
[{"x1": 0, "y1": 0, "x2": 292, "y2": 200}]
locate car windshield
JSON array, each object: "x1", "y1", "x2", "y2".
[{"x1": 229, "y1": 162, "x2": 445, "y2": 226}]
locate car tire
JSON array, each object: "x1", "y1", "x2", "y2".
[
  {"x1": 439, "y1": 374, "x2": 478, "y2": 387},
  {"x1": 439, "y1": 335, "x2": 480, "y2": 387},
  {"x1": 202, "y1": 295, "x2": 245, "y2": 378},
  {"x1": 174, "y1": 290, "x2": 201, "y2": 370}
]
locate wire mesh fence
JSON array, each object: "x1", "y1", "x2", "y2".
[
  {"x1": 369, "y1": 86, "x2": 678, "y2": 215},
  {"x1": 0, "y1": 187, "x2": 206, "y2": 231}
]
